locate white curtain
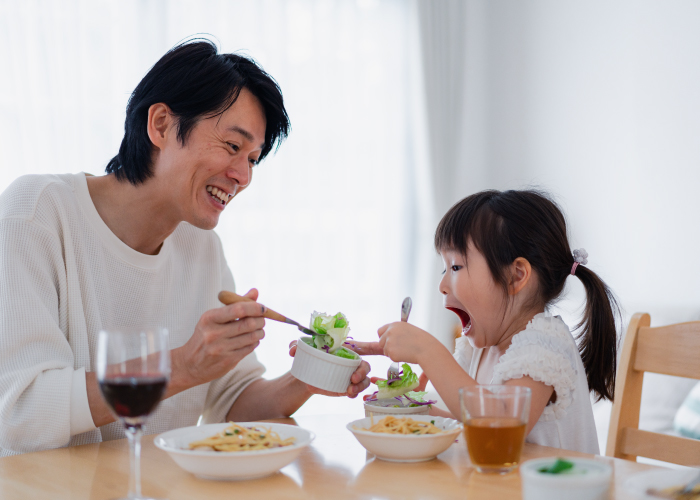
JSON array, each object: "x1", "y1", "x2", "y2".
[{"x1": 0, "y1": 0, "x2": 425, "y2": 415}]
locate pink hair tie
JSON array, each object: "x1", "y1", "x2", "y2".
[{"x1": 571, "y1": 248, "x2": 588, "y2": 276}]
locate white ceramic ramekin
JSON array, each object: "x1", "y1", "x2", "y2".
[
  {"x1": 520, "y1": 457, "x2": 612, "y2": 500},
  {"x1": 290, "y1": 337, "x2": 361, "y2": 393},
  {"x1": 364, "y1": 399, "x2": 431, "y2": 417}
]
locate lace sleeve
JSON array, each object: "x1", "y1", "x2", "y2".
[
  {"x1": 453, "y1": 335, "x2": 474, "y2": 372},
  {"x1": 492, "y1": 315, "x2": 578, "y2": 421}
]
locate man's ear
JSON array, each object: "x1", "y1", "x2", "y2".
[
  {"x1": 508, "y1": 257, "x2": 532, "y2": 295},
  {"x1": 146, "y1": 103, "x2": 174, "y2": 151}
]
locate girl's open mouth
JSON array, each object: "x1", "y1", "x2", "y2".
[{"x1": 446, "y1": 307, "x2": 472, "y2": 334}]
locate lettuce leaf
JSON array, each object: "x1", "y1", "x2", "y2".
[
  {"x1": 333, "y1": 347, "x2": 359, "y2": 360},
  {"x1": 375, "y1": 363, "x2": 419, "y2": 399},
  {"x1": 309, "y1": 311, "x2": 351, "y2": 354}
]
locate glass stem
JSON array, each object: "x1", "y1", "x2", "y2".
[{"x1": 125, "y1": 424, "x2": 143, "y2": 499}]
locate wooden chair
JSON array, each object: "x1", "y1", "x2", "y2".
[{"x1": 606, "y1": 313, "x2": 700, "y2": 466}]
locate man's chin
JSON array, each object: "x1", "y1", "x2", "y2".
[{"x1": 190, "y1": 214, "x2": 220, "y2": 231}]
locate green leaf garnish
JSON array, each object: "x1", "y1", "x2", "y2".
[{"x1": 538, "y1": 458, "x2": 574, "y2": 474}]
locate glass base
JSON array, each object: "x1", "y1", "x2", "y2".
[
  {"x1": 109, "y1": 497, "x2": 166, "y2": 500},
  {"x1": 475, "y1": 464, "x2": 517, "y2": 474}
]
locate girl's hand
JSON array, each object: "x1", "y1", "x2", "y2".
[
  {"x1": 342, "y1": 339, "x2": 384, "y2": 356},
  {"x1": 377, "y1": 322, "x2": 440, "y2": 364}
]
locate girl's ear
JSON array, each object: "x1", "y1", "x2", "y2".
[{"x1": 508, "y1": 257, "x2": 532, "y2": 295}]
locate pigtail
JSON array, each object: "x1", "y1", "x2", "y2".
[{"x1": 574, "y1": 266, "x2": 621, "y2": 402}]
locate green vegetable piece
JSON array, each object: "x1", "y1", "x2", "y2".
[
  {"x1": 334, "y1": 347, "x2": 358, "y2": 360},
  {"x1": 312, "y1": 316, "x2": 327, "y2": 334},
  {"x1": 538, "y1": 458, "x2": 574, "y2": 474},
  {"x1": 333, "y1": 313, "x2": 348, "y2": 329},
  {"x1": 233, "y1": 429, "x2": 240, "y2": 434},
  {"x1": 430, "y1": 420, "x2": 435, "y2": 425},
  {"x1": 375, "y1": 363, "x2": 419, "y2": 399}
]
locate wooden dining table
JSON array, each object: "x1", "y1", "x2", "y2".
[{"x1": 0, "y1": 412, "x2": 663, "y2": 499}]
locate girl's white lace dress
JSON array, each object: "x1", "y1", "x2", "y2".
[{"x1": 454, "y1": 313, "x2": 600, "y2": 454}]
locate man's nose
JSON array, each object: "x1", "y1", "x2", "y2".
[{"x1": 226, "y1": 157, "x2": 251, "y2": 188}]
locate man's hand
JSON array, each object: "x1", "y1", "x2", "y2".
[
  {"x1": 288, "y1": 341, "x2": 371, "y2": 398},
  {"x1": 173, "y1": 289, "x2": 266, "y2": 388}
]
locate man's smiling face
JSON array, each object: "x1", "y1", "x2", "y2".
[{"x1": 153, "y1": 87, "x2": 267, "y2": 230}]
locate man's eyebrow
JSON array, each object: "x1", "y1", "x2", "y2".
[{"x1": 227, "y1": 125, "x2": 265, "y2": 149}]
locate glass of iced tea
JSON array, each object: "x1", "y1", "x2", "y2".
[{"x1": 459, "y1": 385, "x2": 531, "y2": 474}]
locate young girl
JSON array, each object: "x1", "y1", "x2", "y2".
[{"x1": 369, "y1": 189, "x2": 619, "y2": 454}]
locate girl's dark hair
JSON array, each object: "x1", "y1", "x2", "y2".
[
  {"x1": 106, "y1": 39, "x2": 290, "y2": 185},
  {"x1": 435, "y1": 190, "x2": 620, "y2": 402}
]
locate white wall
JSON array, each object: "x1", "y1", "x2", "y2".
[{"x1": 453, "y1": 0, "x2": 700, "y2": 327}]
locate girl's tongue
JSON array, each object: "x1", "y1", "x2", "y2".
[{"x1": 446, "y1": 307, "x2": 472, "y2": 333}]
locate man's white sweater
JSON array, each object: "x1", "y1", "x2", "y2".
[{"x1": 0, "y1": 172, "x2": 264, "y2": 456}]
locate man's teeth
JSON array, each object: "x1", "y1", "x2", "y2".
[{"x1": 206, "y1": 186, "x2": 230, "y2": 204}]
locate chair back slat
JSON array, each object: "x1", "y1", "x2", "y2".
[
  {"x1": 607, "y1": 313, "x2": 700, "y2": 466},
  {"x1": 634, "y1": 323, "x2": 700, "y2": 379},
  {"x1": 619, "y1": 428, "x2": 700, "y2": 467}
]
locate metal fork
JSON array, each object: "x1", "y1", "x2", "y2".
[
  {"x1": 681, "y1": 471, "x2": 700, "y2": 494},
  {"x1": 387, "y1": 297, "x2": 412, "y2": 380}
]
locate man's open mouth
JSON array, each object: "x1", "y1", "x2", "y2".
[
  {"x1": 206, "y1": 185, "x2": 232, "y2": 205},
  {"x1": 446, "y1": 306, "x2": 472, "y2": 334}
]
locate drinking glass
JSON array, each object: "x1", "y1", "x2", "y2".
[
  {"x1": 459, "y1": 385, "x2": 531, "y2": 474},
  {"x1": 97, "y1": 328, "x2": 170, "y2": 500}
]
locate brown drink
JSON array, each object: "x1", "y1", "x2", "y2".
[
  {"x1": 463, "y1": 417, "x2": 527, "y2": 470},
  {"x1": 459, "y1": 385, "x2": 531, "y2": 473}
]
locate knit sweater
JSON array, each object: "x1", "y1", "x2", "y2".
[{"x1": 0, "y1": 172, "x2": 264, "y2": 456}]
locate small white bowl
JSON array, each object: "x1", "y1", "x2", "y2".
[
  {"x1": 290, "y1": 336, "x2": 361, "y2": 393},
  {"x1": 154, "y1": 422, "x2": 314, "y2": 480},
  {"x1": 363, "y1": 399, "x2": 431, "y2": 417},
  {"x1": 623, "y1": 469, "x2": 700, "y2": 500},
  {"x1": 520, "y1": 457, "x2": 612, "y2": 500},
  {"x1": 347, "y1": 415, "x2": 462, "y2": 463}
]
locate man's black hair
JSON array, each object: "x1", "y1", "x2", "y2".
[{"x1": 106, "y1": 39, "x2": 290, "y2": 184}]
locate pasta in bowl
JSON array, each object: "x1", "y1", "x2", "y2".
[
  {"x1": 155, "y1": 422, "x2": 314, "y2": 480},
  {"x1": 347, "y1": 415, "x2": 462, "y2": 463}
]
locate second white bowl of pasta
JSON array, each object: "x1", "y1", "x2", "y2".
[
  {"x1": 154, "y1": 422, "x2": 314, "y2": 480},
  {"x1": 347, "y1": 415, "x2": 462, "y2": 463}
]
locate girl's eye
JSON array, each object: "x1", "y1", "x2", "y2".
[{"x1": 451, "y1": 265, "x2": 462, "y2": 272}]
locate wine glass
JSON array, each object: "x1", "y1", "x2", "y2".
[{"x1": 97, "y1": 328, "x2": 170, "y2": 500}]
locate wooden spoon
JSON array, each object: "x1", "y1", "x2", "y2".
[{"x1": 218, "y1": 291, "x2": 318, "y2": 336}]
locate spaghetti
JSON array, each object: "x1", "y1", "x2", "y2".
[
  {"x1": 363, "y1": 416, "x2": 444, "y2": 435},
  {"x1": 188, "y1": 422, "x2": 296, "y2": 452}
]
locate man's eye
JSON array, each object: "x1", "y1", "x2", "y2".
[
  {"x1": 249, "y1": 158, "x2": 260, "y2": 166},
  {"x1": 228, "y1": 143, "x2": 239, "y2": 152}
]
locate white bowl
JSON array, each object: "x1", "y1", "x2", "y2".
[
  {"x1": 347, "y1": 415, "x2": 462, "y2": 463},
  {"x1": 623, "y1": 469, "x2": 700, "y2": 500},
  {"x1": 290, "y1": 336, "x2": 361, "y2": 393},
  {"x1": 520, "y1": 457, "x2": 612, "y2": 500},
  {"x1": 154, "y1": 422, "x2": 314, "y2": 480},
  {"x1": 364, "y1": 399, "x2": 431, "y2": 417}
]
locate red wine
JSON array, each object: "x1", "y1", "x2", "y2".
[{"x1": 100, "y1": 376, "x2": 168, "y2": 418}]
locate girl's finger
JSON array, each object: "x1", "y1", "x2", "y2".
[{"x1": 377, "y1": 324, "x2": 390, "y2": 337}]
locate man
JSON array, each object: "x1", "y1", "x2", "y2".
[{"x1": 0, "y1": 40, "x2": 370, "y2": 456}]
